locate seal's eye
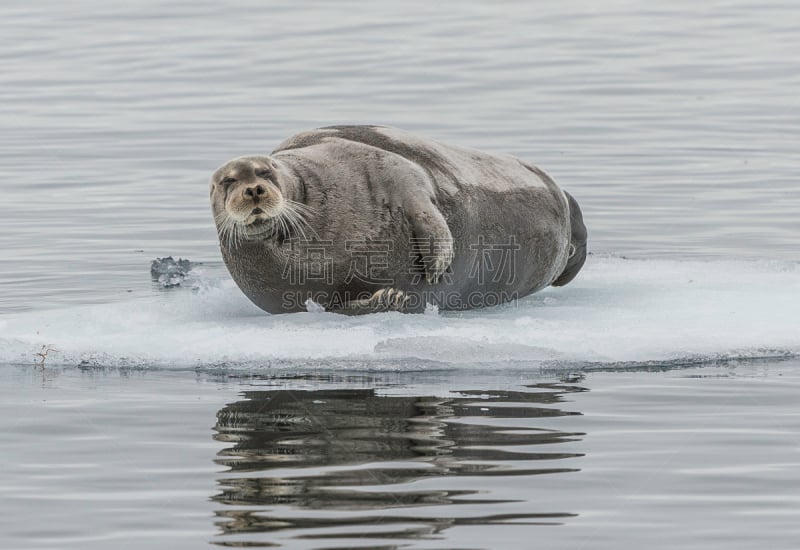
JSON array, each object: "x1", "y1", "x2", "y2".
[
  {"x1": 255, "y1": 169, "x2": 272, "y2": 180},
  {"x1": 221, "y1": 177, "x2": 237, "y2": 185}
]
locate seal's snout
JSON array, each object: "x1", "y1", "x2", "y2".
[{"x1": 244, "y1": 184, "x2": 267, "y2": 199}]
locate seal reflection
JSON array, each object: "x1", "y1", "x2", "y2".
[{"x1": 211, "y1": 381, "x2": 586, "y2": 547}]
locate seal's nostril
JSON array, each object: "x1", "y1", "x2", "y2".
[{"x1": 245, "y1": 185, "x2": 266, "y2": 198}]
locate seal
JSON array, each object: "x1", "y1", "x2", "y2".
[{"x1": 210, "y1": 125, "x2": 587, "y2": 314}]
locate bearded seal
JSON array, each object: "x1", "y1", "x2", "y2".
[{"x1": 210, "y1": 125, "x2": 587, "y2": 314}]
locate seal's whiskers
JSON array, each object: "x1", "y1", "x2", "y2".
[
  {"x1": 280, "y1": 201, "x2": 319, "y2": 242},
  {"x1": 215, "y1": 212, "x2": 246, "y2": 249}
]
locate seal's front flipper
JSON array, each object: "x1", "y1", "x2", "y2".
[
  {"x1": 332, "y1": 288, "x2": 410, "y2": 316},
  {"x1": 410, "y1": 210, "x2": 454, "y2": 284}
]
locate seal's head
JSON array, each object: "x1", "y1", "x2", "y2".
[{"x1": 210, "y1": 156, "x2": 314, "y2": 247}]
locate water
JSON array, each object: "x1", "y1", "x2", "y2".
[
  {"x1": 1, "y1": 0, "x2": 799, "y2": 548},
  {"x1": 4, "y1": 363, "x2": 800, "y2": 549}
]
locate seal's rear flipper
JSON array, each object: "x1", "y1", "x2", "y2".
[{"x1": 552, "y1": 191, "x2": 587, "y2": 287}]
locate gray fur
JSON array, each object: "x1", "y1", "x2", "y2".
[{"x1": 210, "y1": 125, "x2": 587, "y2": 314}]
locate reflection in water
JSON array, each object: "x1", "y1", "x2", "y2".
[{"x1": 211, "y1": 380, "x2": 586, "y2": 547}]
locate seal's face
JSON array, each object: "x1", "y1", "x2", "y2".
[{"x1": 210, "y1": 156, "x2": 314, "y2": 248}]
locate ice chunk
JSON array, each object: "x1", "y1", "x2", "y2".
[
  {"x1": 0, "y1": 257, "x2": 798, "y2": 370},
  {"x1": 150, "y1": 256, "x2": 198, "y2": 288}
]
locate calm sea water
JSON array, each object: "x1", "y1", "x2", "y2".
[
  {"x1": 4, "y1": 362, "x2": 800, "y2": 550},
  {"x1": 1, "y1": 1, "x2": 799, "y2": 548}
]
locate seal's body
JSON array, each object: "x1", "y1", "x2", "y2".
[{"x1": 210, "y1": 125, "x2": 587, "y2": 314}]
